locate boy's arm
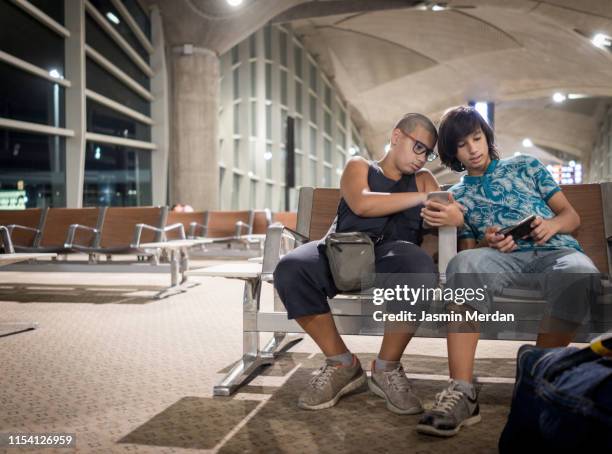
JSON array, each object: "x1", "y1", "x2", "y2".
[
  {"x1": 530, "y1": 191, "x2": 580, "y2": 245},
  {"x1": 340, "y1": 157, "x2": 427, "y2": 217}
]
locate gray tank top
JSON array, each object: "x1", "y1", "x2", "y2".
[{"x1": 336, "y1": 161, "x2": 423, "y2": 245}]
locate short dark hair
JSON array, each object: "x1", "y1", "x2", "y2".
[
  {"x1": 394, "y1": 113, "x2": 438, "y2": 144},
  {"x1": 438, "y1": 106, "x2": 499, "y2": 172}
]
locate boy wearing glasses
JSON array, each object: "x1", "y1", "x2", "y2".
[{"x1": 274, "y1": 113, "x2": 464, "y2": 412}]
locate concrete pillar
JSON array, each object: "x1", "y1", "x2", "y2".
[{"x1": 170, "y1": 46, "x2": 219, "y2": 210}]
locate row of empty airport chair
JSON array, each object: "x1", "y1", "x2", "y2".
[{"x1": 0, "y1": 207, "x2": 297, "y2": 260}]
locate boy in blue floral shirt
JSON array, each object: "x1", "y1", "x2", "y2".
[{"x1": 416, "y1": 106, "x2": 599, "y2": 438}]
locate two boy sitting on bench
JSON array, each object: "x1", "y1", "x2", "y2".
[{"x1": 273, "y1": 107, "x2": 599, "y2": 437}]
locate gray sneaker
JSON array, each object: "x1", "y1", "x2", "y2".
[
  {"x1": 416, "y1": 379, "x2": 481, "y2": 437},
  {"x1": 369, "y1": 361, "x2": 423, "y2": 414},
  {"x1": 298, "y1": 355, "x2": 367, "y2": 410}
]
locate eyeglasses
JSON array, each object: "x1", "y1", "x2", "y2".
[{"x1": 399, "y1": 130, "x2": 438, "y2": 162}]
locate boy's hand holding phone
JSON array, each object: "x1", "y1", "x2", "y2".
[
  {"x1": 529, "y1": 216, "x2": 559, "y2": 245},
  {"x1": 420, "y1": 191, "x2": 465, "y2": 228},
  {"x1": 485, "y1": 226, "x2": 518, "y2": 253}
]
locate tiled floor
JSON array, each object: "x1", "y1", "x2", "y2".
[{"x1": 0, "y1": 259, "x2": 586, "y2": 453}]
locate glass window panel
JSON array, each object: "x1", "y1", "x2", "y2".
[
  {"x1": 233, "y1": 138, "x2": 240, "y2": 168},
  {"x1": 309, "y1": 61, "x2": 317, "y2": 92},
  {"x1": 324, "y1": 138, "x2": 332, "y2": 163},
  {"x1": 295, "y1": 117, "x2": 302, "y2": 150},
  {"x1": 309, "y1": 126, "x2": 317, "y2": 157},
  {"x1": 249, "y1": 139, "x2": 257, "y2": 173},
  {"x1": 280, "y1": 146, "x2": 286, "y2": 183},
  {"x1": 0, "y1": 1, "x2": 65, "y2": 74},
  {"x1": 265, "y1": 63, "x2": 272, "y2": 100},
  {"x1": 324, "y1": 85, "x2": 332, "y2": 109},
  {"x1": 233, "y1": 103, "x2": 240, "y2": 135},
  {"x1": 250, "y1": 61, "x2": 256, "y2": 98},
  {"x1": 295, "y1": 153, "x2": 302, "y2": 186},
  {"x1": 294, "y1": 80, "x2": 303, "y2": 114},
  {"x1": 280, "y1": 70, "x2": 288, "y2": 106},
  {"x1": 265, "y1": 183, "x2": 272, "y2": 209},
  {"x1": 86, "y1": 14, "x2": 150, "y2": 90},
  {"x1": 279, "y1": 187, "x2": 285, "y2": 211},
  {"x1": 122, "y1": 0, "x2": 151, "y2": 40},
  {"x1": 0, "y1": 63, "x2": 65, "y2": 127},
  {"x1": 265, "y1": 143, "x2": 273, "y2": 179},
  {"x1": 265, "y1": 104, "x2": 272, "y2": 141},
  {"x1": 231, "y1": 174, "x2": 241, "y2": 209},
  {"x1": 279, "y1": 31, "x2": 287, "y2": 67},
  {"x1": 86, "y1": 58, "x2": 150, "y2": 115},
  {"x1": 88, "y1": 0, "x2": 149, "y2": 61},
  {"x1": 339, "y1": 108, "x2": 346, "y2": 127},
  {"x1": 264, "y1": 25, "x2": 272, "y2": 60},
  {"x1": 249, "y1": 179, "x2": 257, "y2": 208},
  {"x1": 324, "y1": 111, "x2": 332, "y2": 136},
  {"x1": 339, "y1": 128, "x2": 347, "y2": 149},
  {"x1": 281, "y1": 108, "x2": 288, "y2": 144},
  {"x1": 233, "y1": 66, "x2": 240, "y2": 100},
  {"x1": 249, "y1": 33, "x2": 256, "y2": 58},
  {"x1": 219, "y1": 167, "x2": 225, "y2": 208},
  {"x1": 309, "y1": 94, "x2": 317, "y2": 123},
  {"x1": 250, "y1": 101, "x2": 257, "y2": 137},
  {"x1": 0, "y1": 130, "x2": 65, "y2": 207},
  {"x1": 324, "y1": 166, "x2": 331, "y2": 187},
  {"x1": 294, "y1": 44, "x2": 303, "y2": 78},
  {"x1": 86, "y1": 99, "x2": 151, "y2": 142},
  {"x1": 83, "y1": 141, "x2": 151, "y2": 206},
  {"x1": 231, "y1": 45, "x2": 239, "y2": 65},
  {"x1": 310, "y1": 159, "x2": 317, "y2": 186},
  {"x1": 29, "y1": 0, "x2": 64, "y2": 24}
]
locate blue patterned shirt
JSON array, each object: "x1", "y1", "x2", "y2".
[{"x1": 449, "y1": 156, "x2": 582, "y2": 252}]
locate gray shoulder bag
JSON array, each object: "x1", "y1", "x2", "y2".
[{"x1": 324, "y1": 216, "x2": 394, "y2": 292}]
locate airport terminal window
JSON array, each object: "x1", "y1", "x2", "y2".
[
  {"x1": 122, "y1": 0, "x2": 151, "y2": 40},
  {"x1": 233, "y1": 103, "x2": 240, "y2": 134},
  {"x1": 294, "y1": 44, "x2": 303, "y2": 79},
  {"x1": 310, "y1": 158, "x2": 317, "y2": 185},
  {"x1": 231, "y1": 174, "x2": 241, "y2": 209},
  {"x1": 29, "y1": 0, "x2": 65, "y2": 24},
  {"x1": 324, "y1": 138, "x2": 332, "y2": 163},
  {"x1": 295, "y1": 80, "x2": 303, "y2": 113},
  {"x1": 324, "y1": 111, "x2": 332, "y2": 136},
  {"x1": 265, "y1": 63, "x2": 272, "y2": 100},
  {"x1": 281, "y1": 108, "x2": 287, "y2": 143},
  {"x1": 266, "y1": 143, "x2": 272, "y2": 178},
  {"x1": 88, "y1": 0, "x2": 149, "y2": 61},
  {"x1": 324, "y1": 166, "x2": 331, "y2": 187},
  {"x1": 233, "y1": 66, "x2": 240, "y2": 100},
  {"x1": 0, "y1": 63, "x2": 65, "y2": 127},
  {"x1": 249, "y1": 34, "x2": 256, "y2": 58},
  {"x1": 309, "y1": 94, "x2": 317, "y2": 123},
  {"x1": 295, "y1": 153, "x2": 302, "y2": 186},
  {"x1": 249, "y1": 179, "x2": 257, "y2": 208},
  {"x1": 233, "y1": 138, "x2": 240, "y2": 168},
  {"x1": 86, "y1": 99, "x2": 151, "y2": 142},
  {"x1": 279, "y1": 31, "x2": 288, "y2": 67},
  {"x1": 0, "y1": 1, "x2": 65, "y2": 74},
  {"x1": 0, "y1": 130, "x2": 66, "y2": 208},
  {"x1": 250, "y1": 101, "x2": 257, "y2": 136},
  {"x1": 231, "y1": 45, "x2": 239, "y2": 65},
  {"x1": 83, "y1": 142, "x2": 151, "y2": 207},
  {"x1": 265, "y1": 183, "x2": 272, "y2": 209},
  {"x1": 86, "y1": 58, "x2": 150, "y2": 115},
  {"x1": 280, "y1": 70, "x2": 288, "y2": 106},
  {"x1": 295, "y1": 117, "x2": 302, "y2": 149},
  {"x1": 86, "y1": 14, "x2": 150, "y2": 90},
  {"x1": 264, "y1": 26, "x2": 272, "y2": 60},
  {"x1": 249, "y1": 61, "x2": 256, "y2": 97},
  {"x1": 280, "y1": 147, "x2": 286, "y2": 183},
  {"x1": 249, "y1": 139, "x2": 257, "y2": 173},
  {"x1": 265, "y1": 104, "x2": 272, "y2": 140},
  {"x1": 309, "y1": 61, "x2": 317, "y2": 92},
  {"x1": 309, "y1": 126, "x2": 317, "y2": 157}
]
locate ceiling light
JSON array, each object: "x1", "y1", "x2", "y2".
[
  {"x1": 48, "y1": 69, "x2": 61, "y2": 79},
  {"x1": 226, "y1": 0, "x2": 243, "y2": 6},
  {"x1": 106, "y1": 12, "x2": 120, "y2": 24},
  {"x1": 522, "y1": 138, "x2": 533, "y2": 148},
  {"x1": 591, "y1": 33, "x2": 611, "y2": 48},
  {"x1": 264, "y1": 151, "x2": 272, "y2": 160},
  {"x1": 432, "y1": 4, "x2": 446, "y2": 11},
  {"x1": 552, "y1": 92, "x2": 566, "y2": 103},
  {"x1": 567, "y1": 93, "x2": 587, "y2": 100},
  {"x1": 569, "y1": 160, "x2": 576, "y2": 167}
]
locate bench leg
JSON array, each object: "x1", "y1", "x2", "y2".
[
  {"x1": 214, "y1": 278, "x2": 265, "y2": 395},
  {"x1": 154, "y1": 248, "x2": 197, "y2": 299}
]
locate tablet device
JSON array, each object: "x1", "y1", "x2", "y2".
[{"x1": 498, "y1": 215, "x2": 537, "y2": 240}]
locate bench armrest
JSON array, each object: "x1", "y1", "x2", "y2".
[
  {"x1": 0, "y1": 225, "x2": 15, "y2": 253},
  {"x1": 7, "y1": 224, "x2": 41, "y2": 246},
  {"x1": 132, "y1": 223, "x2": 172, "y2": 247},
  {"x1": 163, "y1": 223, "x2": 186, "y2": 241},
  {"x1": 65, "y1": 224, "x2": 100, "y2": 248},
  {"x1": 189, "y1": 222, "x2": 207, "y2": 238},
  {"x1": 235, "y1": 220, "x2": 250, "y2": 237}
]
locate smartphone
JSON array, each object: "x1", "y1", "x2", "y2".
[
  {"x1": 498, "y1": 215, "x2": 537, "y2": 240},
  {"x1": 426, "y1": 191, "x2": 451, "y2": 204}
]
